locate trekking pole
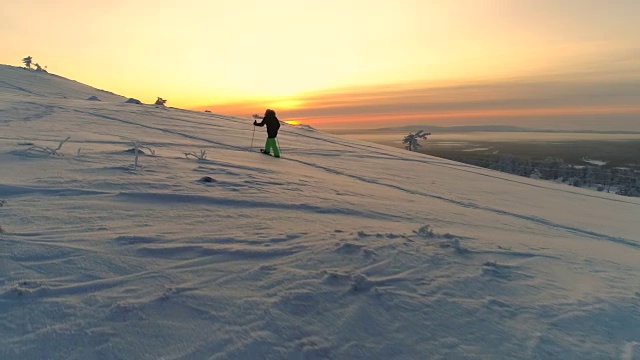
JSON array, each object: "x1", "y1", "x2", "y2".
[
  {"x1": 250, "y1": 124, "x2": 256, "y2": 150},
  {"x1": 276, "y1": 138, "x2": 282, "y2": 154}
]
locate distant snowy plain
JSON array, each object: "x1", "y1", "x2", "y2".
[{"x1": 1, "y1": 65, "x2": 639, "y2": 359}]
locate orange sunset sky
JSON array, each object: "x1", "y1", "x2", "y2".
[{"x1": 2, "y1": 0, "x2": 639, "y2": 130}]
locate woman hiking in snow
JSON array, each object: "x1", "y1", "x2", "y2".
[{"x1": 253, "y1": 109, "x2": 281, "y2": 157}]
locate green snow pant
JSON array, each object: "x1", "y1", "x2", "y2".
[{"x1": 264, "y1": 137, "x2": 280, "y2": 157}]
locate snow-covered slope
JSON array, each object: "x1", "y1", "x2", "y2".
[
  {"x1": 0, "y1": 64, "x2": 125, "y2": 102},
  {"x1": 1, "y1": 65, "x2": 639, "y2": 360}
]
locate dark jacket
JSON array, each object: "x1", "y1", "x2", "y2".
[{"x1": 254, "y1": 111, "x2": 281, "y2": 138}]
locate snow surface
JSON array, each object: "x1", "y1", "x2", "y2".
[
  {"x1": 1, "y1": 64, "x2": 640, "y2": 359},
  {"x1": 582, "y1": 158, "x2": 609, "y2": 166}
]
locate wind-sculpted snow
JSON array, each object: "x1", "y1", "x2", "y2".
[{"x1": 1, "y1": 64, "x2": 640, "y2": 359}]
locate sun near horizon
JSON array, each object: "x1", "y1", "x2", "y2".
[{"x1": 2, "y1": 0, "x2": 639, "y2": 130}]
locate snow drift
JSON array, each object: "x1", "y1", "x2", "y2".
[{"x1": 1, "y1": 64, "x2": 639, "y2": 359}]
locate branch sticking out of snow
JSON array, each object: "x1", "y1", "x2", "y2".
[
  {"x1": 25, "y1": 137, "x2": 70, "y2": 156},
  {"x1": 131, "y1": 142, "x2": 156, "y2": 170},
  {"x1": 52, "y1": 137, "x2": 70, "y2": 153},
  {"x1": 138, "y1": 145, "x2": 156, "y2": 156},
  {"x1": 184, "y1": 149, "x2": 207, "y2": 160},
  {"x1": 133, "y1": 142, "x2": 141, "y2": 170}
]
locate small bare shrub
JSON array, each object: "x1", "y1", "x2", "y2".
[
  {"x1": 184, "y1": 149, "x2": 207, "y2": 160},
  {"x1": 131, "y1": 142, "x2": 156, "y2": 170},
  {"x1": 26, "y1": 137, "x2": 70, "y2": 156}
]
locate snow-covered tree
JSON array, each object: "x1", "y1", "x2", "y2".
[
  {"x1": 529, "y1": 168, "x2": 542, "y2": 180},
  {"x1": 22, "y1": 56, "x2": 32, "y2": 68},
  {"x1": 402, "y1": 130, "x2": 430, "y2": 151}
]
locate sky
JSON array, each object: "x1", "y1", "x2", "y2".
[{"x1": 1, "y1": 0, "x2": 639, "y2": 130}]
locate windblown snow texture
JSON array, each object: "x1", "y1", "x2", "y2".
[{"x1": 1, "y1": 64, "x2": 639, "y2": 359}]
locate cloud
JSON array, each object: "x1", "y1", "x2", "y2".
[
  {"x1": 195, "y1": 48, "x2": 640, "y2": 130},
  {"x1": 288, "y1": 52, "x2": 639, "y2": 125}
]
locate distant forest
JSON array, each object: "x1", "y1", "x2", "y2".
[
  {"x1": 337, "y1": 129, "x2": 640, "y2": 197},
  {"x1": 490, "y1": 156, "x2": 639, "y2": 197},
  {"x1": 439, "y1": 154, "x2": 640, "y2": 197}
]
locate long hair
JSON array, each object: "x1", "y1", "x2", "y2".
[{"x1": 264, "y1": 109, "x2": 277, "y2": 120}]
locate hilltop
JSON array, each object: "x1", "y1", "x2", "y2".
[{"x1": 1, "y1": 65, "x2": 639, "y2": 359}]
